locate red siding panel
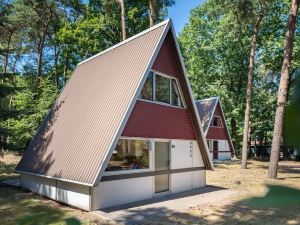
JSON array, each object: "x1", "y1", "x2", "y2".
[
  {"x1": 206, "y1": 103, "x2": 229, "y2": 140},
  {"x1": 122, "y1": 100, "x2": 196, "y2": 140},
  {"x1": 152, "y1": 32, "x2": 179, "y2": 78},
  {"x1": 122, "y1": 31, "x2": 197, "y2": 140},
  {"x1": 206, "y1": 127, "x2": 228, "y2": 140}
]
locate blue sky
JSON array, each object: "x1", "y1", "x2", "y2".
[{"x1": 167, "y1": 0, "x2": 206, "y2": 34}]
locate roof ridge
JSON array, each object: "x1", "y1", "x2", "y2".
[{"x1": 78, "y1": 19, "x2": 171, "y2": 66}]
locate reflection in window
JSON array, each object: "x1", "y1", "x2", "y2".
[
  {"x1": 139, "y1": 71, "x2": 184, "y2": 108},
  {"x1": 155, "y1": 74, "x2": 170, "y2": 104},
  {"x1": 140, "y1": 72, "x2": 153, "y2": 101},
  {"x1": 171, "y1": 79, "x2": 183, "y2": 107},
  {"x1": 105, "y1": 139, "x2": 149, "y2": 172},
  {"x1": 207, "y1": 140, "x2": 213, "y2": 151}
]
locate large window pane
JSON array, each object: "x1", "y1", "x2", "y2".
[
  {"x1": 155, "y1": 74, "x2": 170, "y2": 104},
  {"x1": 105, "y1": 139, "x2": 149, "y2": 172},
  {"x1": 140, "y1": 72, "x2": 153, "y2": 100},
  {"x1": 171, "y1": 79, "x2": 183, "y2": 107}
]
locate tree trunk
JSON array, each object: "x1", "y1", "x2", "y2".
[
  {"x1": 35, "y1": 40, "x2": 44, "y2": 92},
  {"x1": 118, "y1": 0, "x2": 126, "y2": 41},
  {"x1": 259, "y1": 133, "x2": 264, "y2": 160},
  {"x1": 230, "y1": 118, "x2": 238, "y2": 157},
  {"x1": 11, "y1": 54, "x2": 20, "y2": 84},
  {"x1": 63, "y1": 51, "x2": 69, "y2": 85},
  {"x1": 54, "y1": 45, "x2": 59, "y2": 90},
  {"x1": 241, "y1": 0, "x2": 265, "y2": 169},
  {"x1": 149, "y1": 0, "x2": 158, "y2": 27},
  {"x1": 1, "y1": 32, "x2": 13, "y2": 83},
  {"x1": 268, "y1": 0, "x2": 300, "y2": 179},
  {"x1": 35, "y1": 4, "x2": 54, "y2": 92}
]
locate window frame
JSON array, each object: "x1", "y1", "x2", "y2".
[
  {"x1": 210, "y1": 116, "x2": 223, "y2": 128},
  {"x1": 139, "y1": 70, "x2": 186, "y2": 109},
  {"x1": 104, "y1": 137, "x2": 153, "y2": 176}
]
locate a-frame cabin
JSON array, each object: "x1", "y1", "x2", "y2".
[
  {"x1": 196, "y1": 97, "x2": 234, "y2": 161},
  {"x1": 16, "y1": 19, "x2": 213, "y2": 211}
]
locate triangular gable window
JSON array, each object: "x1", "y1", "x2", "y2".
[{"x1": 139, "y1": 71, "x2": 184, "y2": 108}]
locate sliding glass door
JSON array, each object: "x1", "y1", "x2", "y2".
[{"x1": 154, "y1": 142, "x2": 170, "y2": 193}]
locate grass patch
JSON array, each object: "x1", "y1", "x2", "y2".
[
  {"x1": 246, "y1": 184, "x2": 300, "y2": 208},
  {"x1": 0, "y1": 152, "x2": 21, "y2": 181},
  {"x1": 0, "y1": 185, "x2": 86, "y2": 225}
]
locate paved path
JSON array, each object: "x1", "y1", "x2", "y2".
[{"x1": 93, "y1": 186, "x2": 236, "y2": 225}]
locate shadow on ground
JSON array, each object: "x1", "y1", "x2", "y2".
[
  {"x1": 104, "y1": 184, "x2": 300, "y2": 225},
  {"x1": 0, "y1": 184, "x2": 82, "y2": 225}
]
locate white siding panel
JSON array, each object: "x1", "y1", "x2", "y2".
[
  {"x1": 192, "y1": 171, "x2": 206, "y2": 188},
  {"x1": 218, "y1": 140, "x2": 230, "y2": 152},
  {"x1": 21, "y1": 173, "x2": 56, "y2": 200},
  {"x1": 192, "y1": 141, "x2": 204, "y2": 167},
  {"x1": 170, "y1": 172, "x2": 192, "y2": 193},
  {"x1": 57, "y1": 181, "x2": 90, "y2": 211},
  {"x1": 92, "y1": 177, "x2": 153, "y2": 210},
  {"x1": 217, "y1": 152, "x2": 231, "y2": 160},
  {"x1": 170, "y1": 140, "x2": 192, "y2": 169},
  {"x1": 21, "y1": 174, "x2": 91, "y2": 211}
]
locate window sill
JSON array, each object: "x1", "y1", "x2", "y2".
[
  {"x1": 138, "y1": 99, "x2": 186, "y2": 110},
  {"x1": 103, "y1": 168, "x2": 152, "y2": 176}
]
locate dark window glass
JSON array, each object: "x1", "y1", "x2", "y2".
[
  {"x1": 105, "y1": 139, "x2": 149, "y2": 172},
  {"x1": 212, "y1": 117, "x2": 218, "y2": 126},
  {"x1": 155, "y1": 74, "x2": 170, "y2": 104},
  {"x1": 171, "y1": 79, "x2": 183, "y2": 107},
  {"x1": 140, "y1": 72, "x2": 153, "y2": 100},
  {"x1": 213, "y1": 141, "x2": 218, "y2": 151}
]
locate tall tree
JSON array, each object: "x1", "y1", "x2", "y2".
[
  {"x1": 149, "y1": 0, "x2": 158, "y2": 27},
  {"x1": 148, "y1": 0, "x2": 175, "y2": 27},
  {"x1": 0, "y1": 1, "x2": 24, "y2": 81},
  {"x1": 268, "y1": 0, "x2": 300, "y2": 179},
  {"x1": 118, "y1": 0, "x2": 127, "y2": 41},
  {"x1": 241, "y1": 0, "x2": 265, "y2": 169}
]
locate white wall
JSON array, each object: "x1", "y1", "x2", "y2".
[
  {"x1": 21, "y1": 173, "x2": 56, "y2": 199},
  {"x1": 21, "y1": 173, "x2": 91, "y2": 211},
  {"x1": 170, "y1": 140, "x2": 192, "y2": 169},
  {"x1": 170, "y1": 140, "x2": 206, "y2": 193},
  {"x1": 217, "y1": 152, "x2": 231, "y2": 160},
  {"x1": 218, "y1": 140, "x2": 231, "y2": 160},
  {"x1": 192, "y1": 171, "x2": 206, "y2": 188},
  {"x1": 192, "y1": 141, "x2": 205, "y2": 167},
  {"x1": 171, "y1": 172, "x2": 192, "y2": 193},
  {"x1": 92, "y1": 177, "x2": 153, "y2": 210},
  {"x1": 56, "y1": 180, "x2": 90, "y2": 210},
  {"x1": 208, "y1": 140, "x2": 231, "y2": 161}
]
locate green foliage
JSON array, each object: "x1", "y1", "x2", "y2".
[
  {"x1": 179, "y1": 0, "x2": 300, "y2": 155},
  {"x1": 0, "y1": 0, "x2": 174, "y2": 151}
]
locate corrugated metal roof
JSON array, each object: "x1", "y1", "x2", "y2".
[
  {"x1": 17, "y1": 19, "x2": 213, "y2": 186},
  {"x1": 195, "y1": 97, "x2": 219, "y2": 134},
  {"x1": 16, "y1": 21, "x2": 168, "y2": 186}
]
